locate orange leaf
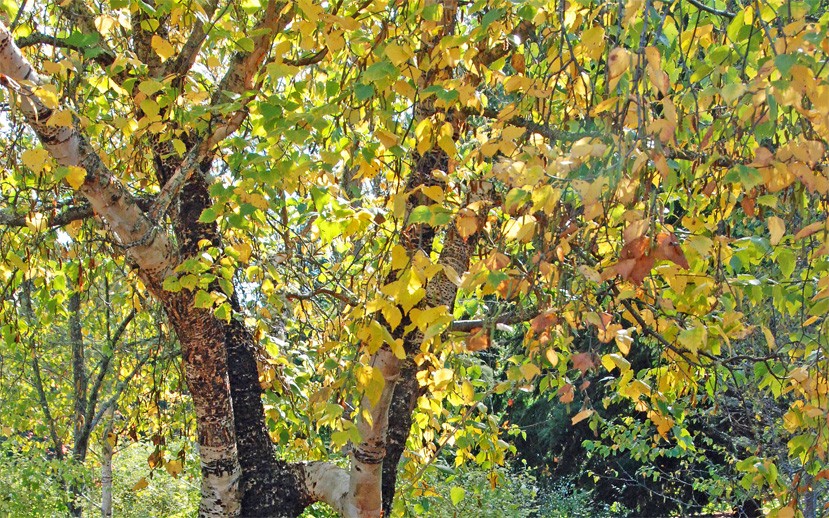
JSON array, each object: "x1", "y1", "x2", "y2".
[
  {"x1": 571, "y1": 352, "x2": 595, "y2": 374},
  {"x1": 571, "y1": 408, "x2": 594, "y2": 425},
  {"x1": 620, "y1": 235, "x2": 650, "y2": 260},
  {"x1": 558, "y1": 383, "x2": 575, "y2": 404},
  {"x1": 627, "y1": 256, "x2": 656, "y2": 285},
  {"x1": 466, "y1": 328, "x2": 490, "y2": 351},
  {"x1": 653, "y1": 232, "x2": 690, "y2": 270},
  {"x1": 530, "y1": 311, "x2": 558, "y2": 333}
]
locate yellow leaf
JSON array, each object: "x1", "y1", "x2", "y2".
[
  {"x1": 767, "y1": 216, "x2": 785, "y2": 245},
  {"x1": 42, "y1": 61, "x2": 63, "y2": 75},
  {"x1": 545, "y1": 348, "x2": 559, "y2": 367},
  {"x1": 394, "y1": 80, "x2": 416, "y2": 101},
  {"x1": 46, "y1": 110, "x2": 73, "y2": 127},
  {"x1": 21, "y1": 148, "x2": 50, "y2": 174},
  {"x1": 25, "y1": 213, "x2": 48, "y2": 232},
  {"x1": 607, "y1": 47, "x2": 630, "y2": 79},
  {"x1": 376, "y1": 129, "x2": 398, "y2": 148},
  {"x1": 519, "y1": 363, "x2": 541, "y2": 381},
  {"x1": 409, "y1": 305, "x2": 447, "y2": 331},
  {"x1": 421, "y1": 185, "x2": 444, "y2": 202},
  {"x1": 390, "y1": 338, "x2": 405, "y2": 359},
  {"x1": 437, "y1": 134, "x2": 456, "y2": 155},
  {"x1": 34, "y1": 86, "x2": 59, "y2": 109},
  {"x1": 802, "y1": 315, "x2": 819, "y2": 327},
  {"x1": 626, "y1": 379, "x2": 651, "y2": 399},
  {"x1": 140, "y1": 99, "x2": 160, "y2": 118},
  {"x1": 381, "y1": 304, "x2": 402, "y2": 330},
  {"x1": 165, "y1": 459, "x2": 183, "y2": 478},
  {"x1": 503, "y1": 215, "x2": 536, "y2": 242},
  {"x1": 455, "y1": 209, "x2": 479, "y2": 240},
  {"x1": 578, "y1": 26, "x2": 605, "y2": 61},
  {"x1": 172, "y1": 138, "x2": 187, "y2": 155},
  {"x1": 644, "y1": 46, "x2": 662, "y2": 71},
  {"x1": 443, "y1": 264, "x2": 463, "y2": 286},
  {"x1": 777, "y1": 507, "x2": 795, "y2": 518},
  {"x1": 390, "y1": 244, "x2": 409, "y2": 270},
  {"x1": 64, "y1": 166, "x2": 87, "y2": 190},
  {"x1": 461, "y1": 380, "x2": 475, "y2": 404},
  {"x1": 571, "y1": 409, "x2": 594, "y2": 425},
  {"x1": 432, "y1": 368, "x2": 454, "y2": 390},
  {"x1": 151, "y1": 35, "x2": 176, "y2": 61},
  {"x1": 232, "y1": 242, "x2": 253, "y2": 263},
  {"x1": 415, "y1": 118, "x2": 433, "y2": 155},
  {"x1": 794, "y1": 221, "x2": 824, "y2": 240},
  {"x1": 132, "y1": 477, "x2": 149, "y2": 491},
  {"x1": 385, "y1": 43, "x2": 412, "y2": 66},
  {"x1": 356, "y1": 365, "x2": 385, "y2": 405}
]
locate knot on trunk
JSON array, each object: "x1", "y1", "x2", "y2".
[{"x1": 353, "y1": 443, "x2": 386, "y2": 465}]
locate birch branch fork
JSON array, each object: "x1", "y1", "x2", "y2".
[{"x1": 0, "y1": 21, "x2": 245, "y2": 517}]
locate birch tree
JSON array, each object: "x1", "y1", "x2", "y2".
[{"x1": 1, "y1": 0, "x2": 828, "y2": 516}]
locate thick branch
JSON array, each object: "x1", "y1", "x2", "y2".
[
  {"x1": 301, "y1": 462, "x2": 350, "y2": 515},
  {"x1": 167, "y1": 0, "x2": 221, "y2": 78},
  {"x1": 349, "y1": 347, "x2": 401, "y2": 517},
  {"x1": 0, "y1": 21, "x2": 179, "y2": 290},
  {"x1": 151, "y1": 0, "x2": 291, "y2": 219},
  {"x1": 0, "y1": 202, "x2": 93, "y2": 228},
  {"x1": 449, "y1": 311, "x2": 533, "y2": 332},
  {"x1": 15, "y1": 32, "x2": 113, "y2": 67}
]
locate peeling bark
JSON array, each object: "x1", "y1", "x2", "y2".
[
  {"x1": 0, "y1": 22, "x2": 243, "y2": 515},
  {"x1": 163, "y1": 293, "x2": 242, "y2": 517}
]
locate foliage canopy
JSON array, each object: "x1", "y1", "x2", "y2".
[{"x1": 0, "y1": 0, "x2": 828, "y2": 515}]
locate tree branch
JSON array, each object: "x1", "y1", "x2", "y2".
[
  {"x1": 90, "y1": 347, "x2": 156, "y2": 430},
  {"x1": 166, "y1": 0, "x2": 222, "y2": 78},
  {"x1": 283, "y1": 48, "x2": 329, "y2": 66},
  {"x1": 686, "y1": 0, "x2": 735, "y2": 19},
  {"x1": 301, "y1": 461, "x2": 350, "y2": 515},
  {"x1": 449, "y1": 311, "x2": 535, "y2": 332},
  {"x1": 84, "y1": 307, "x2": 137, "y2": 428},
  {"x1": 0, "y1": 21, "x2": 179, "y2": 290},
  {"x1": 149, "y1": 0, "x2": 293, "y2": 221},
  {"x1": 0, "y1": 202, "x2": 93, "y2": 228},
  {"x1": 286, "y1": 288, "x2": 358, "y2": 307},
  {"x1": 15, "y1": 32, "x2": 114, "y2": 67}
]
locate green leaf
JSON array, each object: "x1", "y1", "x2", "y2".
[
  {"x1": 775, "y1": 54, "x2": 798, "y2": 76},
  {"x1": 362, "y1": 60, "x2": 398, "y2": 82},
  {"x1": 449, "y1": 486, "x2": 466, "y2": 505},
  {"x1": 194, "y1": 290, "x2": 213, "y2": 308},
  {"x1": 199, "y1": 207, "x2": 219, "y2": 223},
  {"x1": 408, "y1": 205, "x2": 432, "y2": 224},
  {"x1": 355, "y1": 83, "x2": 375, "y2": 101},
  {"x1": 236, "y1": 37, "x2": 255, "y2": 53},
  {"x1": 162, "y1": 276, "x2": 181, "y2": 293}
]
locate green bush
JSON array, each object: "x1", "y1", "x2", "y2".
[
  {"x1": 103, "y1": 441, "x2": 200, "y2": 517},
  {"x1": 535, "y1": 478, "x2": 630, "y2": 518},
  {"x1": 398, "y1": 465, "x2": 538, "y2": 518},
  {"x1": 0, "y1": 441, "x2": 88, "y2": 517}
]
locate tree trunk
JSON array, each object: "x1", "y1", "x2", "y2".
[
  {"x1": 224, "y1": 317, "x2": 312, "y2": 516},
  {"x1": 100, "y1": 407, "x2": 115, "y2": 518},
  {"x1": 161, "y1": 293, "x2": 242, "y2": 517}
]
